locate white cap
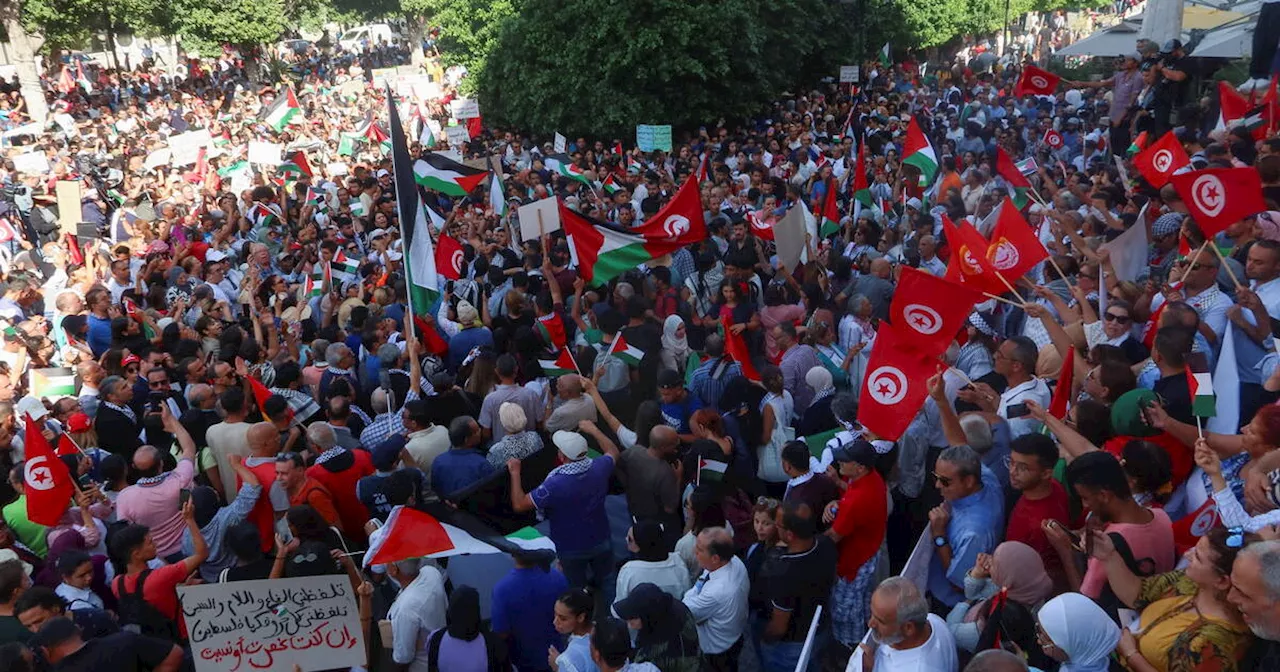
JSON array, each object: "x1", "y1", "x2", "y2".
[
  {"x1": 553, "y1": 431, "x2": 589, "y2": 461},
  {"x1": 205, "y1": 250, "x2": 227, "y2": 262},
  {"x1": 386, "y1": 250, "x2": 403, "y2": 261}
]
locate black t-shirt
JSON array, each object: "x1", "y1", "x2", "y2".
[
  {"x1": 767, "y1": 535, "x2": 838, "y2": 641},
  {"x1": 1153, "y1": 372, "x2": 1195, "y2": 425},
  {"x1": 223, "y1": 558, "x2": 274, "y2": 583},
  {"x1": 53, "y1": 632, "x2": 174, "y2": 672}
]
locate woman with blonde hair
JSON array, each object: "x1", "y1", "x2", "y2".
[{"x1": 486, "y1": 402, "x2": 544, "y2": 468}]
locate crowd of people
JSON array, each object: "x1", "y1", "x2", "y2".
[{"x1": 0, "y1": 9, "x2": 1278, "y2": 672}]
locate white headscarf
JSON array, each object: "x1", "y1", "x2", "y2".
[
  {"x1": 662, "y1": 315, "x2": 691, "y2": 363},
  {"x1": 1038, "y1": 593, "x2": 1121, "y2": 672}
]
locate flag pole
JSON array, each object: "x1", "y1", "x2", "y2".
[
  {"x1": 982, "y1": 291, "x2": 1025, "y2": 308},
  {"x1": 1195, "y1": 414, "x2": 1203, "y2": 440},
  {"x1": 1176, "y1": 240, "x2": 1212, "y2": 286},
  {"x1": 1207, "y1": 241, "x2": 1245, "y2": 290},
  {"x1": 994, "y1": 272, "x2": 1030, "y2": 307}
]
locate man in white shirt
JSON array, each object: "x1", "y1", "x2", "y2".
[
  {"x1": 386, "y1": 557, "x2": 448, "y2": 672},
  {"x1": 960, "y1": 336, "x2": 1051, "y2": 439},
  {"x1": 681, "y1": 527, "x2": 748, "y2": 671},
  {"x1": 855, "y1": 576, "x2": 958, "y2": 672}
]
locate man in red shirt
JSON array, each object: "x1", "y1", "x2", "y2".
[
  {"x1": 276, "y1": 452, "x2": 343, "y2": 532},
  {"x1": 109, "y1": 498, "x2": 209, "y2": 638},
  {"x1": 822, "y1": 440, "x2": 888, "y2": 653},
  {"x1": 1006, "y1": 434, "x2": 1071, "y2": 589}
]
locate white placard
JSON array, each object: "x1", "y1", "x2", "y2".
[
  {"x1": 444, "y1": 125, "x2": 470, "y2": 147},
  {"x1": 775, "y1": 204, "x2": 808, "y2": 272},
  {"x1": 144, "y1": 148, "x2": 172, "y2": 170},
  {"x1": 326, "y1": 162, "x2": 350, "y2": 177},
  {"x1": 169, "y1": 129, "x2": 213, "y2": 166},
  {"x1": 53, "y1": 113, "x2": 78, "y2": 135},
  {"x1": 839, "y1": 65, "x2": 860, "y2": 83},
  {"x1": 248, "y1": 141, "x2": 283, "y2": 166},
  {"x1": 554, "y1": 132, "x2": 567, "y2": 154},
  {"x1": 12, "y1": 152, "x2": 50, "y2": 175},
  {"x1": 450, "y1": 98, "x2": 480, "y2": 120},
  {"x1": 518, "y1": 197, "x2": 562, "y2": 242},
  {"x1": 178, "y1": 575, "x2": 365, "y2": 672}
]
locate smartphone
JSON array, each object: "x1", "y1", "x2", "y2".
[
  {"x1": 1047, "y1": 520, "x2": 1081, "y2": 549},
  {"x1": 1006, "y1": 402, "x2": 1030, "y2": 419},
  {"x1": 178, "y1": 489, "x2": 191, "y2": 508}
]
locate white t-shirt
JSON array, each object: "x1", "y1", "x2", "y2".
[{"x1": 862, "y1": 614, "x2": 959, "y2": 672}]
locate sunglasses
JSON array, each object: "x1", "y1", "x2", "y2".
[
  {"x1": 1103, "y1": 313, "x2": 1131, "y2": 323},
  {"x1": 932, "y1": 471, "x2": 953, "y2": 487},
  {"x1": 1191, "y1": 263, "x2": 1218, "y2": 271}
]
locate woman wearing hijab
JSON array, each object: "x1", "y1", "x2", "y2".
[
  {"x1": 611, "y1": 583, "x2": 702, "y2": 672},
  {"x1": 946, "y1": 541, "x2": 1055, "y2": 652},
  {"x1": 1037, "y1": 592, "x2": 1122, "y2": 672},
  {"x1": 427, "y1": 585, "x2": 512, "y2": 672},
  {"x1": 799, "y1": 366, "x2": 837, "y2": 436},
  {"x1": 660, "y1": 315, "x2": 694, "y2": 376},
  {"x1": 614, "y1": 520, "x2": 690, "y2": 606}
]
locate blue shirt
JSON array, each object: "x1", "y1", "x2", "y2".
[
  {"x1": 530, "y1": 456, "x2": 615, "y2": 556},
  {"x1": 87, "y1": 314, "x2": 112, "y2": 357},
  {"x1": 490, "y1": 567, "x2": 569, "y2": 672},
  {"x1": 430, "y1": 448, "x2": 495, "y2": 497},
  {"x1": 927, "y1": 465, "x2": 1005, "y2": 607},
  {"x1": 660, "y1": 393, "x2": 703, "y2": 434}
]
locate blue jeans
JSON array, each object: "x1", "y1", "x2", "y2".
[
  {"x1": 558, "y1": 542, "x2": 616, "y2": 609},
  {"x1": 759, "y1": 640, "x2": 806, "y2": 672}
]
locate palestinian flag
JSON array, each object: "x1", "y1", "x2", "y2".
[
  {"x1": 281, "y1": 151, "x2": 313, "y2": 177},
  {"x1": 331, "y1": 250, "x2": 360, "y2": 283},
  {"x1": 544, "y1": 153, "x2": 591, "y2": 185},
  {"x1": 304, "y1": 274, "x2": 324, "y2": 297},
  {"x1": 602, "y1": 173, "x2": 623, "y2": 195},
  {"x1": 488, "y1": 155, "x2": 507, "y2": 218},
  {"x1": 1186, "y1": 365, "x2": 1216, "y2": 417},
  {"x1": 505, "y1": 527, "x2": 556, "y2": 551},
  {"x1": 217, "y1": 160, "x2": 250, "y2": 178},
  {"x1": 537, "y1": 312, "x2": 568, "y2": 351},
  {"x1": 539, "y1": 349, "x2": 578, "y2": 376},
  {"x1": 262, "y1": 87, "x2": 301, "y2": 132},
  {"x1": 903, "y1": 116, "x2": 938, "y2": 186},
  {"x1": 277, "y1": 163, "x2": 306, "y2": 193},
  {"x1": 696, "y1": 154, "x2": 709, "y2": 183},
  {"x1": 879, "y1": 43, "x2": 891, "y2": 68},
  {"x1": 414, "y1": 154, "x2": 487, "y2": 197},
  {"x1": 698, "y1": 457, "x2": 728, "y2": 484},
  {"x1": 421, "y1": 121, "x2": 437, "y2": 148},
  {"x1": 1127, "y1": 131, "x2": 1149, "y2": 156},
  {"x1": 349, "y1": 198, "x2": 367, "y2": 217},
  {"x1": 305, "y1": 186, "x2": 329, "y2": 213},
  {"x1": 337, "y1": 133, "x2": 358, "y2": 156},
  {"x1": 426, "y1": 199, "x2": 448, "y2": 231},
  {"x1": 364, "y1": 506, "x2": 500, "y2": 566},
  {"x1": 852, "y1": 142, "x2": 872, "y2": 208},
  {"x1": 248, "y1": 202, "x2": 282, "y2": 229},
  {"x1": 996, "y1": 147, "x2": 1032, "y2": 209},
  {"x1": 560, "y1": 201, "x2": 689, "y2": 286},
  {"x1": 819, "y1": 179, "x2": 840, "y2": 238},
  {"x1": 389, "y1": 87, "x2": 443, "y2": 317},
  {"x1": 606, "y1": 333, "x2": 645, "y2": 366}
]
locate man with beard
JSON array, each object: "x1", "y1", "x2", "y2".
[{"x1": 858, "y1": 577, "x2": 958, "y2": 672}]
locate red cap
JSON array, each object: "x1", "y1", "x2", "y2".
[
  {"x1": 122, "y1": 354, "x2": 141, "y2": 367},
  {"x1": 66, "y1": 412, "x2": 92, "y2": 433}
]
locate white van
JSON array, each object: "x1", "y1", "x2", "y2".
[{"x1": 338, "y1": 24, "x2": 402, "y2": 52}]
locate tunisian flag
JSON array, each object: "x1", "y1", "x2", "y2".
[
  {"x1": 856, "y1": 321, "x2": 941, "y2": 441},
  {"x1": 986, "y1": 198, "x2": 1049, "y2": 282},
  {"x1": 1014, "y1": 65, "x2": 1061, "y2": 97},
  {"x1": 631, "y1": 176, "x2": 707, "y2": 246},
  {"x1": 942, "y1": 215, "x2": 1008, "y2": 296},
  {"x1": 721, "y1": 315, "x2": 760, "y2": 382},
  {"x1": 435, "y1": 234, "x2": 465, "y2": 281},
  {"x1": 889, "y1": 267, "x2": 984, "y2": 359},
  {"x1": 1133, "y1": 130, "x2": 1190, "y2": 188},
  {"x1": 23, "y1": 413, "x2": 76, "y2": 526},
  {"x1": 1170, "y1": 167, "x2": 1266, "y2": 237}
]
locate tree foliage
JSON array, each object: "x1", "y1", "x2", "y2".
[
  {"x1": 424, "y1": 0, "x2": 514, "y2": 93},
  {"x1": 479, "y1": 0, "x2": 853, "y2": 137}
]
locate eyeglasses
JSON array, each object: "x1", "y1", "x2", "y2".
[
  {"x1": 932, "y1": 471, "x2": 953, "y2": 487},
  {"x1": 1103, "y1": 313, "x2": 1131, "y2": 324},
  {"x1": 1226, "y1": 526, "x2": 1246, "y2": 549},
  {"x1": 1191, "y1": 263, "x2": 1218, "y2": 271},
  {"x1": 1079, "y1": 273, "x2": 1099, "y2": 281}
]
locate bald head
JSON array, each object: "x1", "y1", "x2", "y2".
[
  {"x1": 246, "y1": 422, "x2": 280, "y2": 457},
  {"x1": 557, "y1": 375, "x2": 583, "y2": 398},
  {"x1": 649, "y1": 425, "x2": 679, "y2": 457},
  {"x1": 870, "y1": 258, "x2": 891, "y2": 278},
  {"x1": 133, "y1": 445, "x2": 161, "y2": 478},
  {"x1": 695, "y1": 526, "x2": 736, "y2": 572},
  {"x1": 964, "y1": 650, "x2": 1029, "y2": 672}
]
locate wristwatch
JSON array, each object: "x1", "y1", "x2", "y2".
[{"x1": 933, "y1": 535, "x2": 949, "y2": 548}]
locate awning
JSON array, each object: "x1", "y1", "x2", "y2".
[
  {"x1": 1189, "y1": 18, "x2": 1254, "y2": 58},
  {"x1": 1056, "y1": 21, "x2": 1142, "y2": 57}
]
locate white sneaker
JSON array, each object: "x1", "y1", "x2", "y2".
[{"x1": 1238, "y1": 78, "x2": 1268, "y2": 93}]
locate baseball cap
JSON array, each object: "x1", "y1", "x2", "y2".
[
  {"x1": 552, "y1": 430, "x2": 589, "y2": 461},
  {"x1": 205, "y1": 250, "x2": 227, "y2": 263},
  {"x1": 657, "y1": 369, "x2": 683, "y2": 389},
  {"x1": 376, "y1": 169, "x2": 391, "y2": 178},
  {"x1": 371, "y1": 434, "x2": 406, "y2": 471},
  {"x1": 1160, "y1": 39, "x2": 1183, "y2": 54},
  {"x1": 832, "y1": 438, "x2": 879, "y2": 467},
  {"x1": 67, "y1": 412, "x2": 92, "y2": 433},
  {"x1": 613, "y1": 583, "x2": 666, "y2": 620}
]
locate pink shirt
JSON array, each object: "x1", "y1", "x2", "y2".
[
  {"x1": 761, "y1": 304, "x2": 806, "y2": 361},
  {"x1": 1081, "y1": 507, "x2": 1175, "y2": 599},
  {"x1": 116, "y1": 460, "x2": 196, "y2": 558}
]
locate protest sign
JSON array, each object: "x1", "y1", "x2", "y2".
[
  {"x1": 144, "y1": 149, "x2": 172, "y2": 170},
  {"x1": 248, "y1": 141, "x2": 283, "y2": 166},
  {"x1": 53, "y1": 113, "x2": 78, "y2": 136},
  {"x1": 370, "y1": 67, "x2": 399, "y2": 88},
  {"x1": 30, "y1": 367, "x2": 77, "y2": 400},
  {"x1": 12, "y1": 152, "x2": 50, "y2": 175},
  {"x1": 450, "y1": 98, "x2": 481, "y2": 119},
  {"x1": 554, "y1": 132, "x2": 567, "y2": 153},
  {"x1": 326, "y1": 162, "x2": 350, "y2": 177},
  {"x1": 775, "y1": 205, "x2": 807, "y2": 272},
  {"x1": 635, "y1": 125, "x2": 672, "y2": 152},
  {"x1": 169, "y1": 129, "x2": 213, "y2": 166},
  {"x1": 839, "y1": 65, "x2": 860, "y2": 83},
  {"x1": 518, "y1": 197, "x2": 561, "y2": 242},
  {"x1": 444, "y1": 125, "x2": 471, "y2": 146},
  {"x1": 178, "y1": 575, "x2": 365, "y2": 672},
  {"x1": 55, "y1": 181, "x2": 82, "y2": 234}
]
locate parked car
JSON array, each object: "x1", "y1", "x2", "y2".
[{"x1": 337, "y1": 24, "x2": 402, "y2": 52}]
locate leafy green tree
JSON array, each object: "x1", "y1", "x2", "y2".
[{"x1": 426, "y1": 0, "x2": 515, "y2": 91}]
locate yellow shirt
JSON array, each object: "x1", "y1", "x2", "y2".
[{"x1": 1126, "y1": 571, "x2": 1252, "y2": 672}]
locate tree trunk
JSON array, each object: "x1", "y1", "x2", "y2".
[
  {"x1": 406, "y1": 14, "x2": 427, "y2": 68},
  {"x1": 1, "y1": 5, "x2": 49, "y2": 123}
]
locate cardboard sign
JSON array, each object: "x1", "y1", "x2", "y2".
[
  {"x1": 839, "y1": 66, "x2": 860, "y2": 83},
  {"x1": 370, "y1": 67, "x2": 399, "y2": 88},
  {"x1": 144, "y1": 149, "x2": 172, "y2": 170},
  {"x1": 178, "y1": 575, "x2": 365, "y2": 672},
  {"x1": 517, "y1": 197, "x2": 561, "y2": 242},
  {"x1": 169, "y1": 129, "x2": 213, "y2": 166},
  {"x1": 444, "y1": 125, "x2": 470, "y2": 147},
  {"x1": 53, "y1": 113, "x2": 78, "y2": 136},
  {"x1": 12, "y1": 152, "x2": 50, "y2": 175},
  {"x1": 554, "y1": 132, "x2": 567, "y2": 154},
  {"x1": 635, "y1": 125, "x2": 672, "y2": 152},
  {"x1": 55, "y1": 181, "x2": 82, "y2": 235},
  {"x1": 248, "y1": 141, "x2": 283, "y2": 166},
  {"x1": 450, "y1": 98, "x2": 480, "y2": 120}
]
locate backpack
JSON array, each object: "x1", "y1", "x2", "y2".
[{"x1": 114, "y1": 569, "x2": 180, "y2": 641}]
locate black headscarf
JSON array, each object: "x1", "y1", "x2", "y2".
[
  {"x1": 447, "y1": 585, "x2": 483, "y2": 641},
  {"x1": 191, "y1": 485, "x2": 221, "y2": 530},
  {"x1": 618, "y1": 583, "x2": 700, "y2": 657}
]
